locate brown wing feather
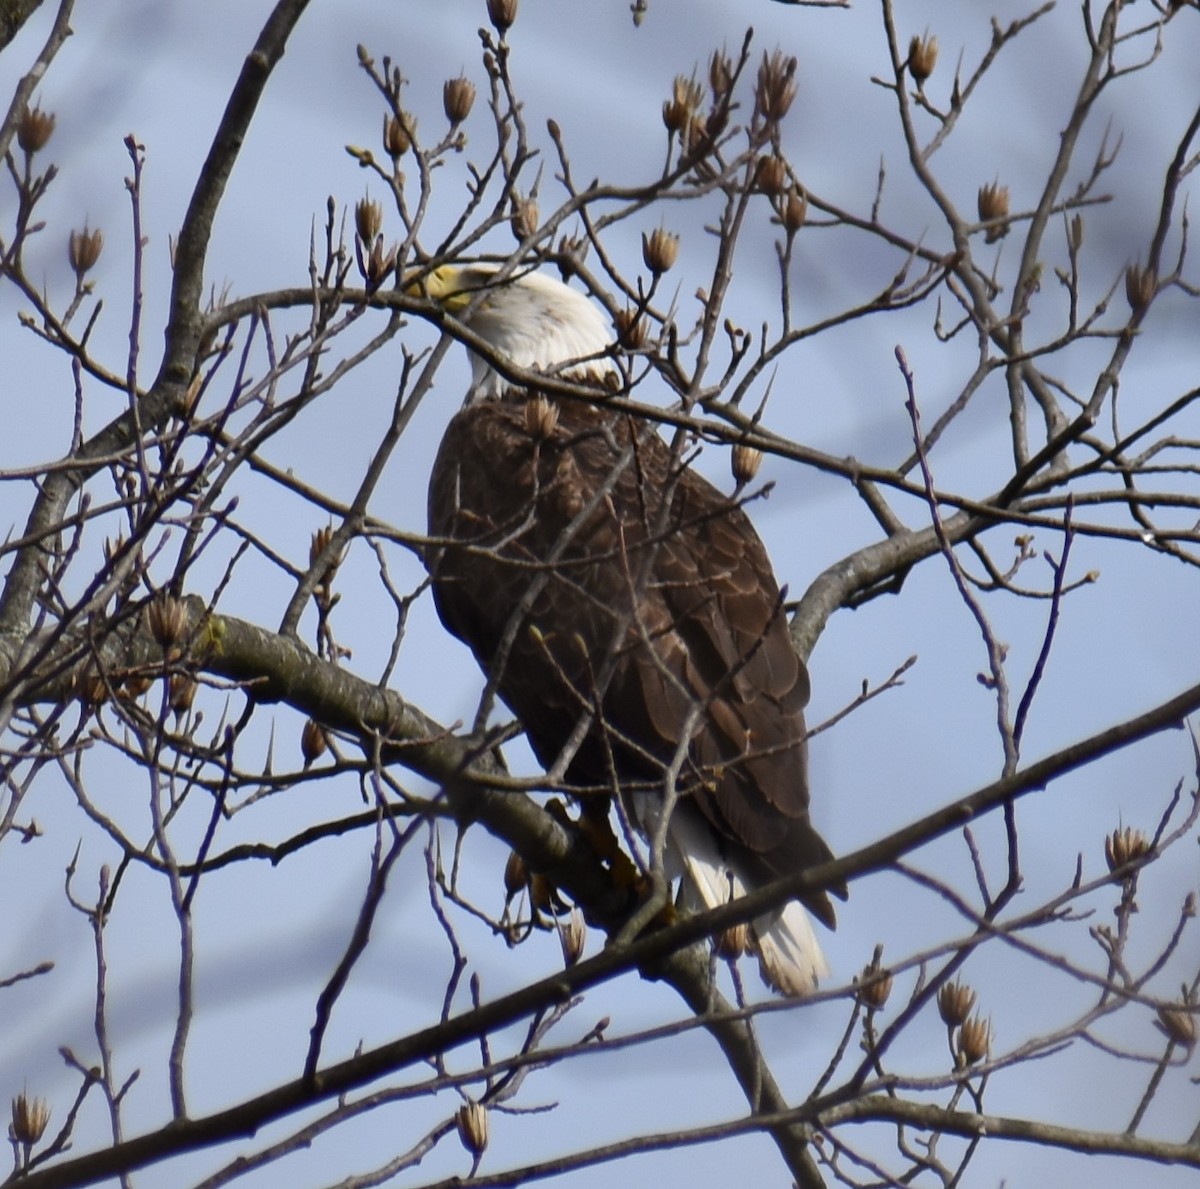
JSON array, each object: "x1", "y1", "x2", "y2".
[{"x1": 427, "y1": 394, "x2": 843, "y2": 924}]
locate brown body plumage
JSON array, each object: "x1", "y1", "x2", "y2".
[{"x1": 421, "y1": 265, "x2": 842, "y2": 993}]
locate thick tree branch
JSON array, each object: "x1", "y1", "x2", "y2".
[
  {"x1": 0, "y1": 0, "x2": 47, "y2": 55},
  {"x1": 819, "y1": 1095, "x2": 1200, "y2": 1168}
]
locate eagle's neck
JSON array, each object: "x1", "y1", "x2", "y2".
[
  {"x1": 463, "y1": 284, "x2": 616, "y2": 400},
  {"x1": 468, "y1": 364, "x2": 616, "y2": 403}
]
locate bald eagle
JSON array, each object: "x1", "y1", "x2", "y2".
[{"x1": 420, "y1": 264, "x2": 843, "y2": 994}]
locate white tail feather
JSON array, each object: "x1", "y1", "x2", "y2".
[
  {"x1": 751, "y1": 900, "x2": 829, "y2": 996},
  {"x1": 645, "y1": 797, "x2": 828, "y2": 996}
]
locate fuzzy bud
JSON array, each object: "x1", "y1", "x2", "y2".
[
  {"x1": 1069, "y1": 213, "x2": 1085, "y2": 252},
  {"x1": 662, "y1": 97, "x2": 689, "y2": 136},
  {"x1": 663, "y1": 75, "x2": 703, "y2": 136},
  {"x1": 1157, "y1": 1002, "x2": 1197, "y2": 1050},
  {"x1": 614, "y1": 307, "x2": 647, "y2": 350},
  {"x1": 356, "y1": 235, "x2": 397, "y2": 292},
  {"x1": 510, "y1": 193, "x2": 539, "y2": 242},
  {"x1": 908, "y1": 33, "x2": 939, "y2": 83},
  {"x1": 122, "y1": 672, "x2": 154, "y2": 699},
  {"x1": 309, "y1": 524, "x2": 337, "y2": 570},
  {"x1": 76, "y1": 668, "x2": 108, "y2": 707},
  {"x1": 68, "y1": 226, "x2": 104, "y2": 277},
  {"x1": 731, "y1": 443, "x2": 763, "y2": 485},
  {"x1": 755, "y1": 51, "x2": 798, "y2": 124},
  {"x1": 383, "y1": 112, "x2": 415, "y2": 159},
  {"x1": 355, "y1": 196, "x2": 383, "y2": 246},
  {"x1": 1124, "y1": 263, "x2": 1156, "y2": 313},
  {"x1": 937, "y1": 979, "x2": 976, "y2": 1027},
  {"x1": 168, "y1": 672, "x2": 198, "y2": 718},
  {"x1": 781, "y1": 187, "x2": 808, "y2": 234},
  {"x1": 17, "y1": 105, "x2": 55, "y2": 154},
  {"x1": 443, "y1": 76, "x2": 476, "y2": 125},
  {"x1": 554, "y1": 232, "x2": 584, "y2": 272},
  {"x1": 10, "y1": 1093, "x2": 50, "y2": 1148},
  {"x1": 856, "y1": 962, "x2": 894, "y2": 1011},
  {"x1": 977, "y1": 181, "x2": 1011, "y2": 243},
  {"x1": 455, "y1": 1099, "x2": 489, "y2": 1157},
  {"x1": 301, "y1": 719, "x2": 328, "y2": 767},
  {"x1": 709, "y1": 49, "x2": 733, "y2": 100},
  {"x1": 754, "y1": 155, "x2": 788, "y2": 196},
  {"x1": 560, "y1": 908, "x2": 587, "y2": 966},
  {"x1": 1105, "y1": 824, "x2": 1150, "y2": 874},
  {"x1": 705, "y1": 103, "x2": 728, "y2": 142},
  {"x1": 147, "y1": 593, "x2": 188, "y2": 651},
  {"x1": 486, "y1": 0, "x2": 517, "y2": 33},
  {"x1": 642, "y1": 227, "x2": 679, "y2": 276},
  {"x1": 310, "y1": 525, "x2": 344, "y2": 607},
  {"x1": 309, "y1": 528, "x2": 331, "y2": 571},
  {"x1": 957, "y1": 1014, "x2": 991, "y2": 1065},
  {"x1": 683, "y1": 118, "x2": 713, "y2": 161},
  {"x1": 714, "y1": 921, "x2": 750, "y2": 960},
  {"x1": 524, "y1": 395, "x2": 559, "y2": 439}
]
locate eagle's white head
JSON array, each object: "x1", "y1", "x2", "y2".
[{"x1": 411, "y1": 264, "x2": 616, "y2": 398}]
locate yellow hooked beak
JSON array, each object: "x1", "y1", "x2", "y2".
[{"x1": 404, "y1": 264, "x2": 475, "y2": 313}]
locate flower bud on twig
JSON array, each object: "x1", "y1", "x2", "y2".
[
  {"x1": 754, "y1": 155, "x2": 788, "y2": 196},
  {"x1": 383, "y1": 112, "x2": 415, "y2": 159},
  {"x1": 1124, "y1": 263, "x2": 1156, "y2": 313},
  {"x1": 147, "y1": 593, "x2": 188, "y2": 652},
  {"x1": 1104, "y1": 824, "x2": 1149, "y2": 874},
  {"x1": 755, "y1": 51, "x2": 798, "y2": 124},
  {"x1": 560, "y1": 908, "x2": 587, "y2": 966},
  {"x1": 977, "y1": 181, "x2": 1011, "y2": 243},
  {"x1": 781, "y1": 187, "x2": 808, "y2": 235},
  {"x1": 731, "y1": 443, "x2": 763, "y2": 486},
  {"x1": 615, "y1": 307, "x2": 647, "y2": 350},
  {"x1": 455, "y1": 1099, "x2": 489, "y2": 1157},
  {"x1": 68, "y1": 226, "x2": 104, "y2": 277},
  {"x1": 486, "y1": 0, "x2": 517, "y2": 33},
  {"x1": 663, "y1": 75, "x2": 703, "y2": 136},
  {"x1": 17, "y1": 105, "x2": 55, "y2": 154},
  {"x1": 169, "y1": 672, "x2": 198, "y2": 718},
  {"x1": 76, "y1": 668, "x2": 108, "y2": 707},
  {"x1": 937, "y1": 979, "x2": 976, "y2": 1027},
  {"x1": 524, "y1": 395, "x2": 559, "y2": 440},
  {"x1": 1156, "y1": 1001, "x2": 1197, "y2": 1050},
  {"x1": 1069, "y1": 213, "x2": 1085, "y2": 252},
  {"x1": 856, "y1": 961, "x2": 894, "y2": 1011},
  {"x1": 10, "y1": 1093, "x2": 50, "y2": 1148},
  {"x1": 709, "y1": 49, "x2": 733, "y2": 101},
  {"x1": 714, "y1": 921, "x2": 749, "y2": 960},
  {"x1": 355, "y1": 197, "x2": 383, "y2": 246},
  {"x1": 642, "y1": 227, "x2": 679, "y2": 275},
  {"x1": 510, "y1": 193, "x2": 539, "y2": 242},
  {"x1": 301, "y1": 719, "x2": 328, "y2": 767},
  {"x1": 957, "y1": 1014, "x2": 992, "y2": 1065},
  {"x1": 443, "y1": 76, "x2": 476, "y2": 125},
  {"x1": 908, "y1": 33, "x2": 939, "y2": 83}
]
